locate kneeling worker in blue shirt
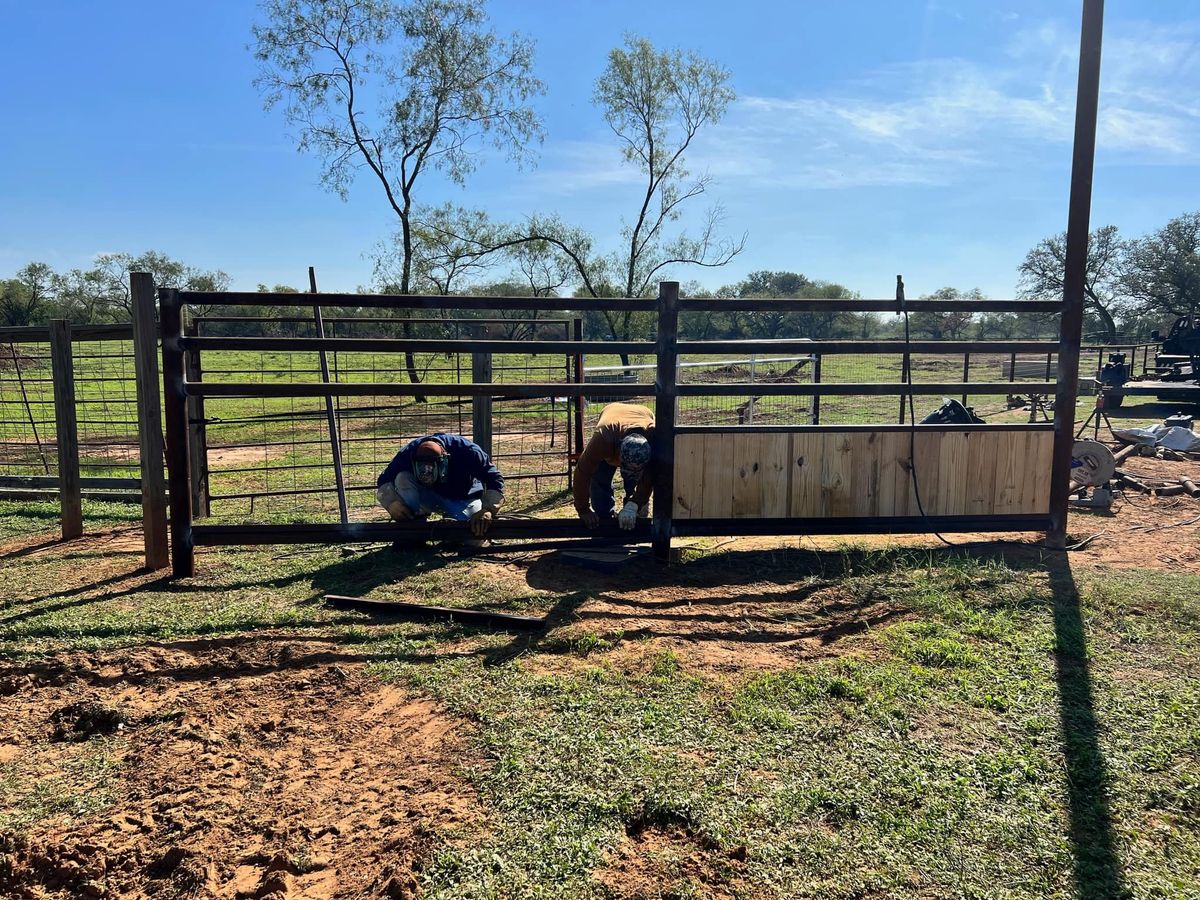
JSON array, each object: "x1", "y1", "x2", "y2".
[{"x1": 376, "y1": 433, "x2": 504, "y2": 538}]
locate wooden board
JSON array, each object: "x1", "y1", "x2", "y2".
[
  {"x1": 700, "y1": 432, "x2": 734, "y2": 519},
  {"x1": 673, "y1": 430, "x2": 1054, "y2": 520},
  {"x1": 673, "y1": 433, "x2": 705, "y2": 519}
]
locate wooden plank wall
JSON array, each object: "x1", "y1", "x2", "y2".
[{"x1": 673, "y1": 430, "x2": 1053, "y2": 519}]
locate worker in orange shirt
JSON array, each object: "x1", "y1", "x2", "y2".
[{"x1": 573, "y1": 402, "x2": 655, "y2": 530}]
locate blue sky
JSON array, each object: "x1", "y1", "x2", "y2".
[{"x1": 1, "y1": 0, "x2": 1197, "y2": 298}]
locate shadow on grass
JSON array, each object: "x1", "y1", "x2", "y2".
[{"x1": 1047, "y1": 554, "x2": 1127, "y2": 898}]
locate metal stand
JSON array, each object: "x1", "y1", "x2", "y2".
[{"x1": 1074, "y1": 386, "x2": 1118, "y2": 441}]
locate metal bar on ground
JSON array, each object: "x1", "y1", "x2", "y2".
[
  {"x1": 48, "y1": 320, "x2": 82, "y2": 539},
  {"x1": 1048, "y1": 0, "x2": 1105, "y2": 549},
  {"x1": 309, "y1": 267, "x2": 349, "y2": 525},
  {"x1": 324, "y1": 595, "x2": 546, "y2": 631}
]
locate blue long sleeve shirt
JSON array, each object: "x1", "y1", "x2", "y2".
[{"x1": 377, "y1": 433, "x2": 504, "y2": 500}]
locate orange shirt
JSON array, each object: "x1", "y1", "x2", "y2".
[{"x1": 573, "y1": 403, "x2": 656, "y2": 513}]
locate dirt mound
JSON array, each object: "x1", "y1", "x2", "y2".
[{"x1": 0, "y1": 640, "x2": 478, "y2": 899}]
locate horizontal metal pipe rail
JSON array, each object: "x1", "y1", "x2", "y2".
[
  {"x1": 180, "y1": 291, "x2": 657, "y2": 312},
  {"x1": 676, "y1": 423, "x2": 1054, "y2": 434},
  {"x1": 186, "y1": 514, "x2": 1048, "y2": 546},
  {"x1": 676, "y1": 340, "x2": 1061, "y2": 354},
  {"x1": 181, "y1": 336, "x2": 652, "y2": 355},
  {"x1": 0, "y1": 324, "x2": 134, "y2": 343},
  {"x1": 186, "y1": 380, "x2": 1053, "y2": 400},
  {"x1": 187, "y1": 381, "x2": 650, "y2": 399},
  {"x1": 679, "y1": 298, "x2": 1063, "y2": 313},
  {"x1": 191, "y1": 518, "x2": 654, "y2": 545},
  {"x1": 673, "y1": 515, "x2": 1051, "y2": 537},
  {"x1": 677, "y1": 381, "x2": 1056, "y2": 397}
]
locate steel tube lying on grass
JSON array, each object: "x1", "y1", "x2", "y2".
[{"x1": 325, "y1": 595, "x2": 546, "y2": 631}]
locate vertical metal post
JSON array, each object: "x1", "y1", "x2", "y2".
[
  {"x1": 159, "y1": 288, "x2": 194, "y2": 577},
  {"x1": 1049, "y1": 0, "x2": 1105, "y2": 549},
  {"x1": 898, "y1": 355, "x2": 909, "y2": 423},
  {"x1": 184, "y1": 319, "x2": 210, "y2": 519},
  {"x1": 48, "y1": 320, "x2": 82, "y2": 539},
  {"x1": 653, "y1": 281, "x2": 679, "y2": 563},
  {"x1": 131, "y1": 273, "x2": 169, "y2": 569},
  {"x1": 309, "y1": 267, "x2": 349, "y2": 524},
  {"x1": 961, "y1": 352, "x2": 970, "y2": 406},
  {"x1": 572, "y1": 318, "x2": 585, "y2": 463},
  {"x1": 811, "y1": 353, "x2": 822, "y2": 425},
  {"x1": 472, "y1": 351, "x2": 493, "y2": 455}
]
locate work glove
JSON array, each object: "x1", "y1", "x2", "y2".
[
  {"x1": 470, "y1": 509, "x2": 493, "y2": 537},
  {"x1": 388, "y1": 500, "x2": 415, "y2": 521},
  {"x1": 618, "y1": 501, "x2": 639, "y2": 530},
  {"x1": 580, "y1": 509, "x2": 600, "y2": 529}
]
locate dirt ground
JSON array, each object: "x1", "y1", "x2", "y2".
[
  {"x1": 2, "y1": 455, "x2": 1198, "y2": 897},
  {"x1": 0, "y1": 640, "x2": 476, "y2": 899}
]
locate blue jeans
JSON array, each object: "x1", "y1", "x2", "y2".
[
  {"x1": 377, "y1": 472, "x2": 483, "y2": 521},
  {"x1": 590, "y1": 461, "x2": 639, "y2": 518}
]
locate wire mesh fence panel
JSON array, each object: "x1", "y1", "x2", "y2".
[
  {"x1": 0, "y1": 340, "x2": 57, "y2": 478},
  {"x1": 194, "y1": 316, "x2": 577, "y2": 524},
  {"x1": 72, "y1": 339, "x2": 142, "y2": 480}
]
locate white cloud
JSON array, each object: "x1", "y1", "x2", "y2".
[{"x1": 689, "y1": 17, "x2": 1200, "y2": 191}]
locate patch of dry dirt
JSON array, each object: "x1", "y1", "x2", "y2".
[
  {"x1": 0, "y1": 640, "x2": 479, "y2": 899},
  {"x1": 596, "y1": 819, "x2": 748, "y2": 900}
]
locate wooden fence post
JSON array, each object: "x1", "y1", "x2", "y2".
[
  {"x1": 653, "y1": 281, "x2": 679, "y2": 562},
  {"x1": 159, "y1": 288, "x2": 194, "y2": 576},
  {"x1": 472, "y1": 351, "x2": 493, "y2": 455},
  {"x1": 48, "y1": 320, "x2": 82, "y2": 539},
  {"x1": 131, "y1": 273, "x2": 170, "y2": 569}
]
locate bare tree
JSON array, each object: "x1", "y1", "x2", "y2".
[
  {"x1": 500, "y1": 36, "x2": 746, "y2": 357},
  {"x1": 253, "y1": 0, "x2": 543, "y2": 293},
  {"x1": 253, "y1": 0, "x2": 542, "y2": 391},
  {"x1": 1017, "y1": 225, "x2": 1127, "y2": 343}
]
